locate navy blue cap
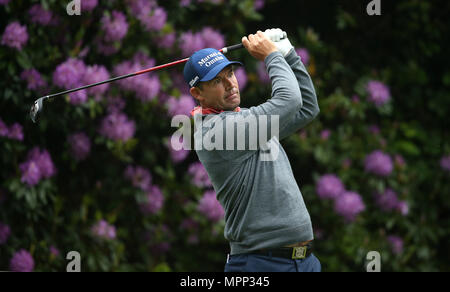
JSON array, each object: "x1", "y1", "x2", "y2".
[{"x1": 183, "y1": 48, "x2": 242, "y2": 88}]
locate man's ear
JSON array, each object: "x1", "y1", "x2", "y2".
[{"x1": 190, "y1": 87, "x2": 203, "y2": 103}]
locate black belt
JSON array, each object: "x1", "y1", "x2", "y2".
[{"x1": 251, "y1": 243, "x2": 313, "y2": 260}]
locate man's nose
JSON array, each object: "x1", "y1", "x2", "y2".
[{"x1": 222, "y1": 75, "x2": 233, "y2": 88}]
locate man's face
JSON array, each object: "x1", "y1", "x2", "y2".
[{"x1": 190, "y1": 65, "x2": 240, "y2": 111}]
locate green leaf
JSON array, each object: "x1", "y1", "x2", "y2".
[
  {"x1": 16, "y1": 52, "x2": 31, "y2": 69},
  {"x1": 394, "y1": 140, "x2": 421, "y2": 156},
  {"x1": 152, "y1": 262, "x2": 171, "y2": 272}
]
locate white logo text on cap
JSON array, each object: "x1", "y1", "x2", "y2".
[{"x1": 198, "y1": 52, "x2": 225, "y2": 67}]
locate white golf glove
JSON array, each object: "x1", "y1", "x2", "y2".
[{"x1": 264, "y1": 28, "x2": 294, "y2": 57}]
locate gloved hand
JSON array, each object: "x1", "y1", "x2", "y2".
[{"x1": 264, "y1": 28, "x2": 294, "y2": 57}]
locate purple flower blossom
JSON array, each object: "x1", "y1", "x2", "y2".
[
  {"x1": 127, "y1": 0, "x2": 155, "y2": 18},
  {"x1": 141, "y1": 7, "x2": 167, "y2": 31},
  {"x1": 316, "y1": 174, "x2": 345, "y2": 200},
  {"x1": 200, "y1": 27, "x2": 225, "y2": 50},
  {"x1": 296, "y1": 48, "x2": 310, "y2": 66},
  {"x1": 68, "y1": 132, "x2": 91, "y2": 161},
  {"x1": 101, "y1": 11, "x2": 129, "y2": 42},
  {"x1": 30, "y1": 148, "x2": 56, "y2": 178},
  {"x1": 320, "y1": 129, "x2": 331, "y2": 140},
  {"x1": 188, "y1": 162, "x2": 212, "y2": 188},
  {"x1": 139, "y1": 185, "x2": 164, "y2": 215},
  {"x1": 387, "y1": 235, "x2": 403, "y2": 254},
  {"x1": 254, "y1": 0, "x2": 265, "y2": 10},
  {"x1": 180, "y1": 218, "x2": 199, "y2": 231},
  {"x1": 180, "y1": 0, "x2": 191, "y2": 7},
  {"x1": 107, "y1": 96, "x2": 126, "y2": 113},
  {"x1": 374, "y1": 188, "x2": 399, "y2": 211},
  {"x1": 234, "y1": 67, "x2": 248, "y2": 90},
  {"x1": 134, "y1": 75, "x2": 160, "y2": 102},
  {"x1": 170, "y1": 71, "x2": 190, "y2": 95},
  {"x1": 178, "y1": 27, "x2": 225, "y2": 56},
  {"x1": 166, "y1": 95, "x2": 196, "y2": 117},
  {"x1": 95, "y1": 38, "x2": 119, "y2": 56},
  {"x1": 167, "y1": 139, "x2": 190, "y2": 163},
  {"x1": 53, "y1": 58, "x2": 86, "y2": 89},
  {"x1": 0, "y1": 222, "x2": 11, "y2": 244},
  {"x1": 128, "y1": 0, "x2": 165, "y2": 32},
  {"x1": 179, "y1": 31, "x2": 205, "y2": 56},
  {"x1": 9, "y1": 250, "x2": 34, "y2": 272},
  {"x1": 19, "y1": 147, "x2": 56, "y2": 186},
  {"x1": 0, "y1": 0, "x2": 11, "y2": 5},
  {"x1": 28, "y1": 4, "x2": 53, "y2": 26},
  {"x1": 1, "y1": 22, "x2": 28, "y2": 50},
  {"x1": 440, "y1": 155, "x2": 450, "y2": 172},
  {"x1": 397, "y1": 201, "x2": 409, "y2": 216},
  {"x1": 84, "y1": 65, "x2": 110, "y2": 97},
  {"x1": 124, "y1": 165, "x2": 152, "y2": 191},
  {"x1": 19, "y1": 161, "x2": 41, "y2": 186},
  {"x1": 99, "y1": 112, "x2": 136, "y2": 142},
  {"x1": 69, "y1": 90, "x2": 88, "y2": 105},
  {"x1": 7, "y1": 123, "x2": 24, "y2": 141},
  {"x1": 374, "y1": 188, "x2": 409, "y2": 215},
  {"x1": 368, "y1": 124, "x2": 380, "y2": 135},
  {"x1": 364, "y1": 150, "x2": 393, "y2": 177},
  {"x1": 156, "y1": 32, "x2": 176, "y2": 49},
  {"x1": 334, "y1": 191, "x2": 365, "y2": 222},
  {"x1": 20, "y1": 69, "x2": 47, "y2": 91},
  {"x1": 49, "y1": 246, "x2": 60, "y2": 257},
  {"x1": 366, "y1": 80, "x2": 391, "y2": 106},
  {"x1": 114, "y1": 61, "x2": 142, "y2": 91},
  {"x1": 0, "y1": 118, "x2": 8, "y2": 136},
  {"x1": 0, "y1": 119, "x2": 24, "y2": 141},
  {"x1": 81, "y1": 0, "x2": 98, "y2": 12},
  {"x1": 91, "y1": 220, "x2": 116, "y2": 240},
  {"x1": 394, "y1": 154, "x2": 406, "y2": 168},
  {"x1": 113, "y1": 56, "x2": 160, "y2": 102},
  {"x1": 132, "y1": 51, "x2": 156, "y2": 69},
  {"x1": 197, "y1": 190, "x2": 224, "y2": 222},
  {"x1": 187, "y1": 234, "x2": 199, "y2": 244}
]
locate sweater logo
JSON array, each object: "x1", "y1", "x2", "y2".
[{"x1": 170, "y1": 111, "x2": 280, "y2": 162}]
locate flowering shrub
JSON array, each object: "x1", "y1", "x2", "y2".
[{"x1": 0, "y1": 0, "x2": 449, "y2": 272}]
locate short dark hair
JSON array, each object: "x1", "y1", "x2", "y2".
[{"x1": 196, "y1": 82, "x2": 204, "y2": 90}]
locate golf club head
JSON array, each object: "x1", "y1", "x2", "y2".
[{"x1": 30, "y1": 97, "x2": 45, "y2": 123}]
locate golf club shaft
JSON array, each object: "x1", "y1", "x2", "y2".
[{"x1": 41, "y1": 43, "x2": 245, "y2": 101}]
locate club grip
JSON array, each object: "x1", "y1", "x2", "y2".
[
  {"x1": 221, "y1": 32, "x2": 287, "y2": 54},
  {"x1": 221, "y1": 43, "x2": 244, "y2": 54}
]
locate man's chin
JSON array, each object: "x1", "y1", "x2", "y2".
[{"x1": 226, "y1": 100, "x2": 240, "y2": 111}]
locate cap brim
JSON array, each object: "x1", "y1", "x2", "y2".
[{"x1": 199, "y1": 61, "x2": 243, "y2": 83}]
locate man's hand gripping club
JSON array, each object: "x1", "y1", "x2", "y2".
[{"x1": 241, "y1": 29, "x2": 294, "y2": 60}]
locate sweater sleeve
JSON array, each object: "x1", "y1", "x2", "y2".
[
  {"x1": 208, "y1": 51, "x2": 304, "y2": 162},
  {"x1": 248, "y1": 50, "x2": 303, "y2": 121},
  {"x1": 278, "y1": 48, "x2": 320, "y2": 140}
]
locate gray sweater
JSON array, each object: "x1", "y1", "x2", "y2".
[{"x1": 194, "y1": 49, "x2": 320, "y2": 255}]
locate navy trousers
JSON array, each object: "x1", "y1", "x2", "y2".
[{"x1": 224, "y1": 253, "x2": 321, "y2": 272}]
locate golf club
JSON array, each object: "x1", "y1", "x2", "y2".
[{"x1": 29, "y1": 43, "x2": 248, "y2": 123}]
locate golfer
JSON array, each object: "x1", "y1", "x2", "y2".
[{"x1": 183, "y1": 29, "x2": 321, "y2": 272}]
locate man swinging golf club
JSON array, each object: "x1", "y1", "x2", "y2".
[{"x1": 184, "y1": 29, "x2": 321, "y2": 272}]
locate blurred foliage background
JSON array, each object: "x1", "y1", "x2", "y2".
[{"x1": 0, "y1": 0, "x2": 449, "y2": 272}]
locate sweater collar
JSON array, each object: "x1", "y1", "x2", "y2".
[{"x1": 190, "y1": 106, "x2": 241, "y2": 117}]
